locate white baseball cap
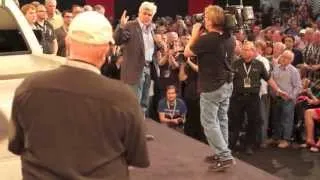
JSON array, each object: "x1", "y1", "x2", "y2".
[{"x1": 68, "y1": 11, "x2": 114, "y2": 45}]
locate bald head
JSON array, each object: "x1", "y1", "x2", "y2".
[
  {"x1": 67, "y1": 12, "x2": 114, "y2": 68},
  {"x1": 241, "y1": 41, "x2": 256, "y2": 62}
]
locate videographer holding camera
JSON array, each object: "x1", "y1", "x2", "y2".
[{"x1": 184, "y1": 5, "x2": 235, "y2": 171}]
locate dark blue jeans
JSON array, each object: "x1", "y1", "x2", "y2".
[{"x1": 271, "y1": 97, "x2": 295, "y2": 141}]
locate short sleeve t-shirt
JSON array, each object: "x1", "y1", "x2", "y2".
[
  {"x1": 190, "y1": 32, "x2": 235, "y2": 92},
  {"x1": 158, "y1": 98, "x2": 187, "y2": 119}
]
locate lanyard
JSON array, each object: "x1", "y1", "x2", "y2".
[
  {"x1": 166, "y1": 99, "x2": 177, "y2": 119},
  {"x1": 243, "y1": 63, "x2": 252, "y2": 77}
]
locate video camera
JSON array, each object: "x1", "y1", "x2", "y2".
[{"x1": 192, "y1": 5, "x2": 255, "y2": 34}]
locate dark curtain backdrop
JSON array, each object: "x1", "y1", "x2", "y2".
[{"x1": 188, "y1": 0, "x2": 214, "y2": 15}]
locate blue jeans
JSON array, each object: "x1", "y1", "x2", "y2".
[
  {"x1": 271, "y1": 98, "x2": 295, "y2": 141},
  {"x1": 200, "y1": 83, "x2": 233, "y2": 161},
  {"x1": 130, "y1": 66, "x2": 151, "y2": 116}
]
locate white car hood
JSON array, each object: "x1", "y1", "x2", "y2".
[{"x1": 0, "y1": 54, "x2": 65, "y2": 120}]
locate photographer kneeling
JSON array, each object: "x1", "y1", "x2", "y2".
[
  {"x1": 158, "y1": 85, "x2": 187, "y2": 130},
  {"x1": 184, "y1": 5, "x2": 235, "y2": 171}
]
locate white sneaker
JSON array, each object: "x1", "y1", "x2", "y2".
[{"x1": 310, "y1": 147, "x2": 319, "y2": 152}]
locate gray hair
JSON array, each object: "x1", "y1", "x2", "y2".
[
  {"x1": 281, "y1": 50, "x2": 294, "y2": 61},
  {"x1": 139, "y1": 1, "x2": 157, "y2": 15},
  {"x1": 45, "y1": 0, "x2": 57, "y2": 5}
]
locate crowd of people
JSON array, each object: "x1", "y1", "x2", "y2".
[{"x1": 7, "y1": 0, "x2": 320, "y2": 177}]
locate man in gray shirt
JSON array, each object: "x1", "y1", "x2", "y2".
[
  {"x1": 55, "y1": 10, "x2": 73, "y2": 57},
  {"x1": 270, "y1": 50, "x2": 302, "y2": 148}
]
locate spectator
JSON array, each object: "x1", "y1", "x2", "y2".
[
  {"x1": 158, "y1": 32, "x2": 180, "y2": 97},
  {"x1": 254, "y1": 40, "x2": 272, "y2": 147},
  {"x1": 235, "y1": 29, "x2": 246, "y2": 42},
  {"x1": 294, "y1": 79, "x2": 320, "y2": 145},
  {"x1": 101, "y1": 48, "x2": 123, "y2": 80},
  {"x1": 264, "y1": 28, "x2": 273, "y2": 41},
  {"x1": 304, "y1": 83, "x2": 320, "y2": 152},
  {"x1": 55, "y1": 10, "x2": 73, "y2": 57},
  {"x1": 158, "y1": 85, "x2": 187, "y2": 129},
  {"x1": 269, "y1": 50, "x2": 302, "y2": 148},
  {"x1": 304, "y1": 106, "x2": 320, "y2": 152},
  {"x1": 72, "y1": 4, "x2": 83, "y2": 17},
  {"x1": 176, "y1": 18, "x2": 189, "y2": 36},
  {"x1": 179, "y1": 56, "x2": 206, "y2": 142},
  {"x1": 229, "y1": 41, "x2": 288, "y2": 155},
  {"x1": 302, "y1": 31, "x2": 320, "y2": 83},
  {"x1": 271, "y1": 30, "x2": 283, "y2": 43},
  {"x1": 264, "y1": 41, "x2": 273, "y2": 59},
  {"x1": 297, "y1": 28, "x2": 314, "y2": 50},
  {"x1": 8, "y1": 11, "x2": 149, "y2": 180},
  {"x1": 35, "y1": 4, "x2": 58, "y2": 54},
  {"x1": 272, "y1": 42, "x2": 286, "y2": 66},
  {"x1": 285, "y1": 19, "x2": 300, "y2": 36},
  {"x1": 45, "y1": 0, "x2": 63, "y2": 29},
  {"x1": 21, "y1": 4, "x2": 37, "y2": 29},
  {"x1": 282, "y1": 35, "x2": 304, "y2": 66}
]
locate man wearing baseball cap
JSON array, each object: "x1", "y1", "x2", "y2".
[{"x1": 8, "y1": 11, "x2": 149, "y2": 180}]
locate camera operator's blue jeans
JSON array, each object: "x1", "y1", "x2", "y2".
[
  {"x1": 130, "y1": 66, "x2": 151, "y2": 117},
  {"x1": 200, "y1": 83, "x2": 233, "y2": 161}
]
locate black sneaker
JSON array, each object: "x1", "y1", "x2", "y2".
[
  {"x1": 208, "y1": 159, "x2": 235, "y2": 172},
  {"x1": 204, "y1": 155, "x2": 219, "y2": 164}
]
